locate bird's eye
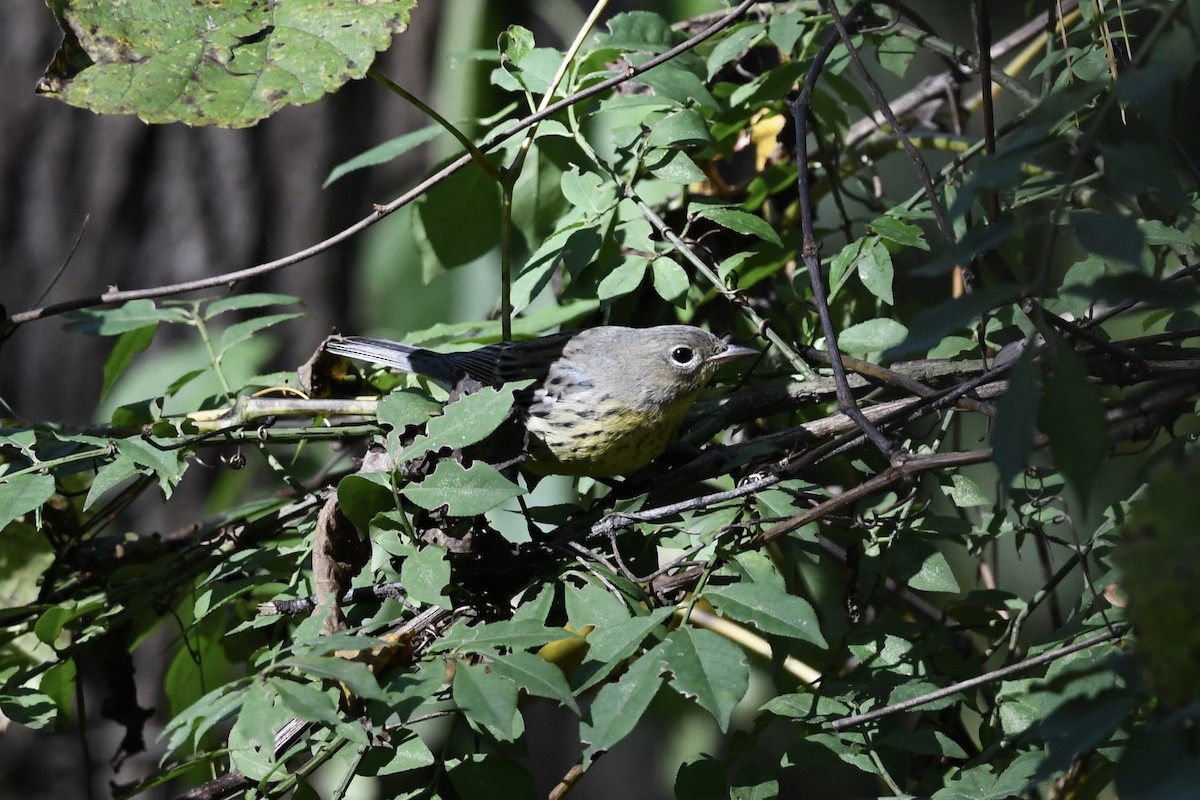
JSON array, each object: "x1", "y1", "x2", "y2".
[{"x1": 670, "y1": 346, "x2": 696, "y2": 365}]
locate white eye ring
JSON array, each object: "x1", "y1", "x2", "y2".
[{"x1": 670, "y1": 346, "x2": 696, "y2": 365}]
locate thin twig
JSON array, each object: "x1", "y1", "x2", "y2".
[
  {"x1": 829, "y1": 0, "x2": 955, "y2": 241},
  {"x1": 791, "y1": 1, "x2": 896, "y2": 458},
  {"x1": 830, "y1": 625, "x2": 1127, "y2": 730}
]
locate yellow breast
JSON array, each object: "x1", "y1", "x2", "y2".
[{"x1": 523, "y1": 391, "x2": 698, "y2": 477}]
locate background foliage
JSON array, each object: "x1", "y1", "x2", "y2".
[{"x1": 3, "y1": 1, "x2": 1200, "y2": 798}]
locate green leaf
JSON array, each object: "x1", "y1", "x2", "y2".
[
  {"x1": 488, "y1": 651, "x2": 580, "y2": 713},
  {"x1": 163, "y1": 370, "x2": 206, "y2": 399},
  {"x1": 704, "y1": 583, "x2": 827, "y2": 648},
  {"x1": 281, "y1": 656, "x2": 389, "y2": 702},
  {"x1": 360, "y1": 733, "x2": 436, "y2": 776},
  {"x1": 857, "y1": 238, "x2": 895, "y2": 305},
  {"x1": 65, "y1": 299, "x2": 188, "y2": 335},
  {"x1": 885, "y1": 284, "x2": 1021, "y2": 359},
  {"x1": 0, "y1": 687, "x2": 59, "y2": 730},
  {"x1": 600, "y1": 11, "x2": 677, "y2": 52},
  {"x1": 377, "y1": 389, "x2": 441, "y2": 451},
  {"x1": 452, "y1": 663, "x2": 519, "y2": 741},
  {"x1": 1116, "y1": 723, "x2": 1200, "y2": 800},
  {"x1": 848, "y1": 633, "x2": 914, "y2": 671},
  {"x1": 828, "y1": 238, "x2": 864, "y2": 297},
  {"x1": 41, "y1": 0, "x2": 417, "y2": 127},
  {"x1": 878, "y1": 727, "x2": 968, "y2": 758},
  {"x1": 875, "y1": 29, "x2": 917, "y2": 76},
  {"x1": 731, "y1": 766, "x2": 779, "y2": 800},
  {"x1": 648, "y1": 149, "x2": 708, "y2": 184},
  {"x1": 0, "y1": 473, "x2": 55, "y2": 532},
  {"x1": 1138, "y1": 218, "x2": 1197, "y2": 248},
  {"x1": 629, "y1": 56, "x2": 717, "y2": 109},
  {"x1": 580, "y1": 643, "x2": 665, "y2": 765},
  {"x1": 513, "y1": 220, "x2": 599, "y2": 311},
  {"x1": 837, "y1": 318, "x2": 908, "y2": 356},
  {"x1": 499, "y1": 25, "x2": 534, "y2": 64},
  {"x1": 447, "y1": 754, "x2": 538, "y2": 800},
  {"x1": 217, "y1": 312, "x2": 303, "y2": 356},
  {"x1": 932, "y1": 751, "x2": 1042, "y2": 799},
  {"x1": 892, "y1": 539, "x2": 961, "y2": 593},
  {"x1": 705, "y1": 23, "x2": 764, "y2": 80},
  {"x1": 647, "y1": 107, "x2": 714, "y2": 150},
  {"x1": 1070, "y1": 210, "x2": 1145, "y2": 269},
  {"x1": 101, "y1": 324, "x2": 156, "y2": 401},
  {"x1": 400, "y1": 545, "x2": 452, "y2": 609},
  {"x1": 869, "y1": 214, "x2": 929, "y2": 250},
  {"x1": 432, "y1": 619, "x2": 579, "y2": 654},
  {"x1": 39, "y1": 660, "x2": 77, "y2": 719},
  {"x1": 162, "y1": 684, "x2": 244, "y2": 758},
  {"x1": 204, "y1": 293, "x2": 300, "y2": 319},
  {"x1": 650, "y1": 257, "x2": 690, "y2": 305},
  {"x1": 1041, "y1": 331, "x2": 1107, "y2": 507},
  {"x1": 114, "y1": 437, "x2": 187, "y2": 496},
  {"x1": 416, "y1": 161, "x2": 501, "y2": 271},
  {"x1": 660, "y1": 627, "x2": 749, "y2": 731},
  {"x1": 337, "y1": 472, "x2": 394, "y2": 537},
  {"x1": 767, "y1": 12, "x2": 809, "y2": 56},
  {"x1": 324, "y1": 124, "x2": 443, "y2": 188},
  {"x1": 596, "y1": 256, "x2": 648, "y2": 302},
  {"x1": 565, "y1": 582, "x2": 633, "y2": 628},
  {"x1": 676, "y1": 754, "x2": 728, "y2": 800},
  {"x1": 227, "y1": 680, "x2": 286, "y2": 782},
  {"x1": 410, "y1": 385, "x2": 516, "y2": 456},
  {"x1": 401, "y1": 460, "x2": 524, "y2": 517},
  {"x1": 34, "y1": 605, "x2": 76, "y2": 645},
  {"x1": 560, "y1": 166, "x2": 615, "y2": 217},
  {"x1": 511, "y1": 583, "x2": 555, "y2": 625},
  {"x1": 693, "y1": 206, "x2": 783, "y2": 247},
  {"x1": 572, "y1": 609, "x2": 674, "y2": 693},
  {"x1": 991, "y1": 343, "x2": 1038, "y2": 490},
  {"x1": 585, "y1": 608, "x2": 673, "y2": 662},
  {"x1": 947, "y1": 474, "x2": 989, "y2": 507},
  {"x1": 717, "y1": 251, "x2": 754, "y2": 282},
  {"x1": 266, "y1": 677, "x2": 342, "y2": 726},
  {"x1": 1025, "y1": 692, "x2": 1139, "y2": 785},
  {"x1": 496, "y1": 25, "x2": 562, "y2": 97}
]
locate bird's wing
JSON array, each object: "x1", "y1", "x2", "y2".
[{"x1": 445, "y1": 331, "x2": 574, "y2": 385}]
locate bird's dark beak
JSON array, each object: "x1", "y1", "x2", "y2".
[{"x1": 707, "y1": 343, "x2": 758, "y2": 365}]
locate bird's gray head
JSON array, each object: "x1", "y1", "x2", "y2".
[{"x1": 565, "y1": 325, "x2": 756, "y2": 409}]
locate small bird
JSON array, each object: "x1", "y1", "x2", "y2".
[{"x1": 326, "y1": 325, "x2": 757, "y2": 477}]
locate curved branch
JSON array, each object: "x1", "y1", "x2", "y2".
[{"x1": 4, "y1": 0, "x2": 758, "y2": 332}]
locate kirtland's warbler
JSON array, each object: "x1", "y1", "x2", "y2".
[{"x1": 326, "y1": 325, "x2": 756, "y2": 477}]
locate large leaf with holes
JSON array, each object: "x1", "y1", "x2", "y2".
[{"x1": 39, "y1": 0, "x2": 415, "y2": 127}]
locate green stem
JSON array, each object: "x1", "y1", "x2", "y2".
[
  {"x1": 368, "y1": 67, "x2": 502, "y2": 181},
  {"x1": 2, "y1": 446, "x2": 113, "y2": 482},
  {"x1": 500, "y1": 186, "x2": 514, "y2": 341},
  {"x1": 192, "y1": 313, "x2": 233, "y2": 397},
  {"x1": 680, "y1": 552, "x2": 721, "y2": 624},
  {"x1": 867, "y1": 739, "x2": 905, "y2": 796},
  {"x1": 148, "y1": 423, "x2": 381, "y2": 450},
  {"x1": 329, "y1": 744, "x2": 368, "y2": 800}
]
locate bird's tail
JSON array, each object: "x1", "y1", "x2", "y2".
[
  {"x1": 325, "y1": 336, "x2": 461, "y2": 387},
  {"x1": 326, "y1": 336, "x2": 419, "y2": 371}
]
